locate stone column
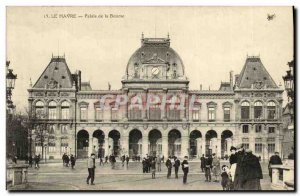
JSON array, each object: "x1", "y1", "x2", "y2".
[
  {"x1": 142, "y1": 134, "x2": 148, "y2": 157},
  {"x1": 226, "y1": 138, "x2": 233, "y2": 156},
  {"x1": 88, "y1": 136, "x2": 94, "y2": 156},
  {"x1": 197, "y1": 138, "x2": 202, "y2": 158},
  {"x1": 122, "y1": 135, "x2": 129, "y2": 155},
  {"x1": 104, "y1": 136, "x2": 109, "y2": 157},
  {"x1": 217, "y1": 137, "x2": 222, "y2": 158},
  {"x1": 201, "y1": 138, "x2": 206, "y2": 156},
  {"x1": 162, "y1": 136, "x2": 168, "y2": 158},
  {"x1": 181, "y1": 135, "x2": 189, "y2": 158}
]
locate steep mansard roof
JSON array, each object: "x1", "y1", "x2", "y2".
[
  {"x1": 33, "y1": 56, "x2": 73, "y2": 89},
  {"x1": 236, "y1": 56, "x2": 278, "y2": 89}
]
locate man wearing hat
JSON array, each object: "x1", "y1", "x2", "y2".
[
  {"x1": 233, "y1": 144, "x2": 245, "y2": 190},
  {"x1": 181, "y1": 156, "x2": 189, "y2": 184},
  {"x1": 165, "y1": 156, "x2": 172, "y2": 179},
  {"x1": 87, "y1": 153, "x2": 96, "y2": 185}
]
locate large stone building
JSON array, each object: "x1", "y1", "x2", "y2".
[{"x1": 28, "y1": 36, "x2": 284, "y2": 160}]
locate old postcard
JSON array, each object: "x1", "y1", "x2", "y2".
[{"x1": 6, "y1": 6, "x2": 295, "y2": 191}]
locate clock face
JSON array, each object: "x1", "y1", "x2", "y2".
[{"x1": 151, "y1": 67, "x2": 160, "y2": 76}]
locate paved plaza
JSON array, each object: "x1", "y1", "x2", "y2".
[{"x1": 15, "y1": 160, "x2": 272, "y2": 191}]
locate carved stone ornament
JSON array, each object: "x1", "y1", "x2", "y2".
[
  {"x1": 162, "y1": 123, "x2": 168, "y2": 130},
  {"x1": 143, "y1": 124, "x2": 148, "y2": 130},
  {"x1": 47, "y1": 78, "x2": 58, "y2": 89},
  {"x1": 123, "y1": 123, "x2": 129, "y2": 129},
  {"x1": 182, "y1": 124, "x2": 187, "y2": 130}
]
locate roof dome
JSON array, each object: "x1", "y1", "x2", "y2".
[{"x1": 125, "y1": 36, "x2": 185, "y2": 80}]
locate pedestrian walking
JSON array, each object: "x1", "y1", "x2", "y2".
[
  {"x1": 70, "y1": 154, "x2": 76, "y2": 169},
  {"x1": 126, "y1": 155, "x2": 129, "y2": 167},
  {"x1": 200, "y1": 154, "x2": 205, "y2": 172},
  {"x1": 34, "y1": 154, "x2": 40, "y2": 169},
  {"x1": 212, "y1": 153, "x2": 221, "y2": 182},
  {"x1": 204, "y1": 154, "x2": 212, "y2": 182},
  {"x1": 162, "y1": 155, "x2": 165, "y2": 163},
  {"x1": 142, "y1": 158, "x2": 147, "y2": 173},
  {"x1": 166, "y1": 156, "x2": 172, "y2": 179},
  {"x1": 100, "y1": 157, "x2": 104, "y2": 166},
  {"x1": 86, "y1": 153, "x2": 96, "y2": 185},
  {"x1": 62, "y1": 153, "x2": 66, "y2": 166},
  {"x1": 66, "y1": 155, "x2": 70, "y2": 167},
  {"x1": 28, "y1": 155, "x2": 33, "y2": 168},
  {"x1": 111, "y1": 154, "x2": 116, "y2": 169},
  {"x1": 173, "y1": 156, "x2": 180, "y2": 179},
  {"x1": 181, "y1": 156, "x2": 189, "y2": 184},
  {"x1": 121, "y1": 154, "x2": 125, "y2": 167},
  {"x1": 221, "y1": 165, "x2": 231, "y2": 190},
  {"x1": 268, "y1": 152, "x2": 282, "y2": 182},
  {"x1": 156, "y1": 155, "x2": 162, "y2": 172},
  {"x1": 105, "y1": 155, "x2": 108, "y2": 164},
  {"x1": 151, "y1": 158, "x2": 156, "y2": 179}
]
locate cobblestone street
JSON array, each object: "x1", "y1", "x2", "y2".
[{"x1": 20, "y1": 160, "x2": 272, "y2": 191}]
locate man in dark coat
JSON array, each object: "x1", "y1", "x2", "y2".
[
  {"x1": 126, "y1": 155, "x2": 130, "y2": 167},
  {"x1": 86, "y1": 153, "x2": 96, "y2": 185},
  {"x1": 268, "y1": 152, "x2": 282, "y2": 182},
  {"x1": 233, "y1": 144, "x2": 245, "y2": 190},
  {"x1": 200, "y1": 154, "x2": 205, "y2": 172},
  {"x1": 242, "y1": 149, "x2": 263, "y2": 190},
  {"x1": 173, "y1": 156, "x2": 181, "y2": 179},
  {"x1": 166, "y1": 156, "x2": 172, "y2": 178},
  {"x1": 70, "y1": 154, "x2": 76, "y2": 169},
  {"x1": 204, "y1": 154, "x2": 212, "y2": 182},
  {"x1": 181, "y1": 156, "x2": 189, "y2": 184}
]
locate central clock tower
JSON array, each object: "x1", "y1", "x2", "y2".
[{"x1": 122, "y1": 36, "x2": 189, "y2": 90}]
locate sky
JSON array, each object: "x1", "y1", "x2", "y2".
[{"x1": 6, "y1": 6, "x2": 294, "y2": 113}]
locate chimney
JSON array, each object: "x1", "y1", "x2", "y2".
[
  {"x1": 235, "y1": 74, "x2": 239, "y2": 86},
  {"x1": 230, "y1": 71, "x2": 233, "y2": 87}
]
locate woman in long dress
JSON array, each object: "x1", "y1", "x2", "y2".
[{"x1": 212, "y1": 153, "x2": 221, "y2": 182}]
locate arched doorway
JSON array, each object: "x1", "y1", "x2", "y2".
[
  {"x1": 205, "y1": 130, "x2": 217, "y2": 156},
  {"x1": 93, "y1": 130, "x2": 105, "y2": 158},
  {"x1": 148, "y1": 129, "x2": 162, "y2": 156},
  {"x1": 129, "y1": 129, "x2": 142, "y2": 158},
  {"x1": 189, "y1": 130, "x2": 202, "y2": 158},
  {"x1": 108, "y1": 130, "x2": 120, "y2": 157},
  {"x1": 221, "y1": 130, "x2": 233, "y2": 159},
  {"x1": 168, "y1": 129, "x2": 181, "y2": 157},
  {"x1": 77, "y1": 130, "x2": 89, "y2": 158}
]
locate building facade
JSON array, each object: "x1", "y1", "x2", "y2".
[{"x1": 28, "y1": 36, "x2": 284, "y2": 160}]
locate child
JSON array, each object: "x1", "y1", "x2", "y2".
[
  {"x1": 221, "y1": 165, "x2": 231, "y2": 190},
  {"x1": 151, "y1": 159, "x2": 156, "y2": 179}
]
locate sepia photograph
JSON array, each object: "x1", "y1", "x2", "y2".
[{"x1": 5, "y1": 6, "x2": 295, "y2": 191}]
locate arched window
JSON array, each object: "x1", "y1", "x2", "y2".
[
  {"x1": 254, "y1": 101, "x2": 263, "y2": 119},
  {"x1": 35, "y1": 101, "x2": 44, "y2": 119},
  {"x1": 267, "y1": 101, "x2": 276, "y2": 120},
  {"x1": 48, "y1": 101, "x2": 57, "y2": 119},
  {"x1": 241, "y1": 101, "x2": 250, "y2": 120},
  {"x1": 61, "y1": 101, "x2": 70, "y2": 120}
]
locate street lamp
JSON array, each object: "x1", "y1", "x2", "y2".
[
  {"x1": 282, "y1": 60, "x2": 294, "y2": 102},
  {"x1": 6, "y1": 61, "x2": 17, "y2": 113}
]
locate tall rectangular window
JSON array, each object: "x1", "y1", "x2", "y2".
[
  {"x1": 149, "y1": 104, "x2": 161, "y2": 121},
  {"x1": 129, "y1": 107, "x2": 142, "y2": 120},
  {"x1": 80, "y1": 107, "x2": 87, "y2": 121},
  {"x1": 224, "y1": 107, "x2": 230, "y2": 122},
  {"x1": 241, "y1": 102, "x2": 250, "y2": 120},
  {"x1": 255, "y1": 143, "x2": 263, "y2": 153},
  {"x1": 268, "y1": 143, "x2": 275, "y2": 153},
  {"x1": 268, "y1": 127, "x2": 275, "y2": 134},
  {"x1": 61, "y1": 108, "x2": 69, "y2": 119},
  {"x1": 192, "y1": 108, "x2": 199, "y2": 121},
  {"x1": 255, "y1": 125, "x2": 262, "y2": 133},
  {"x1": 95, "y1": 107, "x2": 103, "y2": 121},
  {"x1": 49, "y1": 108, "x2": 57, "y2": 119},
  {"x1": 242, "y1": 125, "x2": 249, "y2": 133},
  {"x1": 208, "y1": 107, "x2": 215, "y2": 121},
  {"x1": 168, "y1": 105, "x2": 180, "y2": 121},
  {"x1": 111, "y1": 108, "x2": 118, "y2": 121},
  {"x1": 242, "y1": 138, "x2": 249, "y2": 149},
  {"x1": 61, "y1": 125, "x2": 68, "y2": 134}
]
